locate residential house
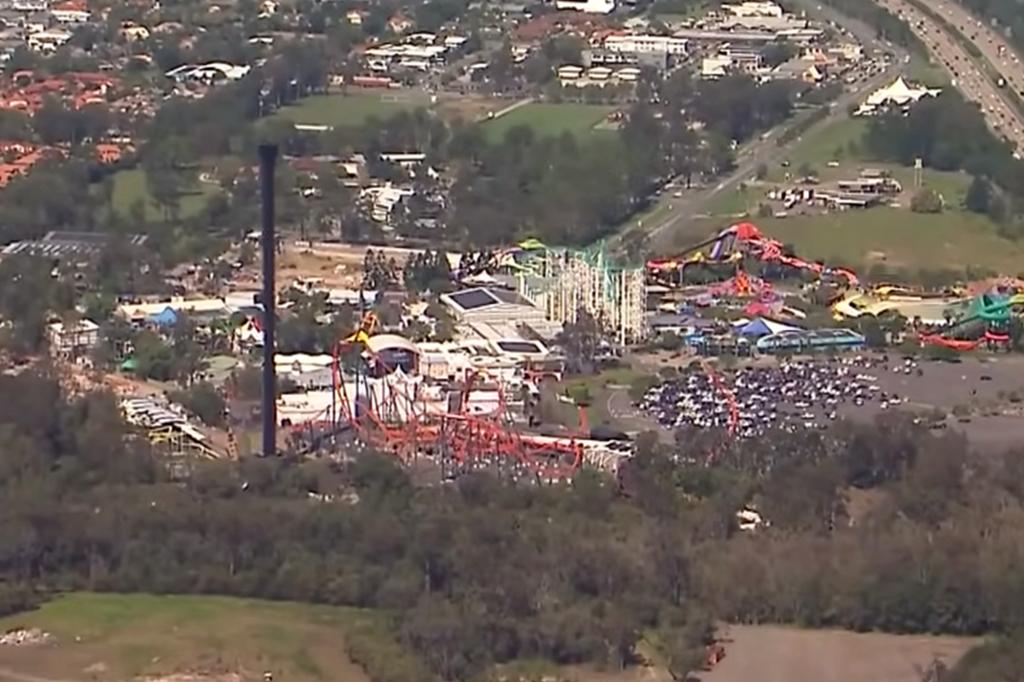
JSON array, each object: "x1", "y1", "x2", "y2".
[{"x1": 47, "y1": 319, "x2": 100, "y2": 359}]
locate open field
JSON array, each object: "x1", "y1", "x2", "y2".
[
  {"x1": 0, "y1": 594, "x2": 385, "y2": 682},
  {"x1": 907, "y1": 52, "x2": 951, "y2": 87},
  {"x1": 271, "y1": 91, "x2": 428, "y2": 128},
  {"x1": 703, "y1": 624, "x2": 980, "y2": 682},
  {"x1": 482, "y1": 103, "x2": 616, "y2": 142},
  {"x1": 110, "y1": 169, "x2": 219, "y2": 221},
  {"x1": 692, "y1": 198, "x2": 1019, "y2": 274},
  {"x1": 753, "y1": 209, "x2": 1024, "y2": 273}
]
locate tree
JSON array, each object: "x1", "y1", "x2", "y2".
[
  {"x1": 170, "y1": 382, "x2": 226, "y2": 427},
  {"x1": 911, "y1": 188, "x2": 943, "y2": 213},
  {"x1": 557, "y1": 309, "x2": 602, "y2": 375},
  {"x1": 965, "y1": 175, "x2": 992, "y2": 214}
]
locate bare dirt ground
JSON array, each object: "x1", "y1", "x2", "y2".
[
  {"x1": 435, "y1": 93, "x2": 509, "y2": 122},
  {"x1": 701, "y1": 625, "x2": 981, "y2": 682}
]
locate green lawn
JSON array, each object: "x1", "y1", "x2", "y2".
[
  {"x1": 483, "y1": 103, "x2": 616, "y2": 142},
  {"x1": 783, "y1": 116, "x2": 870, "y2": 171},
  {"x1": 768, "y1": 115, "x2": 972, "y2": 197},
  {"x1": 110, "y1": 168, "x2": 220, "y2": 221},
  {"x1": 751, "y1": 208, "x2": 1024, "y2": 274},
  {"x1": 272, "y1": 92, "x2": 427, "y2": 128},
  {"x1": 707, "y1": 184, "x2": 759, "y2": 217},
  {"x1": 907, "y1": 52, "x2": 950, "y2": 88},
  {"x1": 0, "y1": 593, "x2": 408, "y2": 682}
]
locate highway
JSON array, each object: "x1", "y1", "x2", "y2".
[
  {"x1": 875, "y1": 0, "x2": 1024, "y2": 149},
  {"x1": 928, "y1": 0, "x2": 1024, "y2": 102}
]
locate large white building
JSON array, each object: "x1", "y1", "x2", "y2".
[
  {"x1": 47, "y1": 319, "x2": 99, "y2": 359},
  {"x1": 723, "y1": 1, "x2": 784, "y2": 17},
  {"x1": 604, "y1": 34, "x2": 688, "y2": 57},
  {"x1": 555, "y1": 0, "x2": 616, "y2": 14}
]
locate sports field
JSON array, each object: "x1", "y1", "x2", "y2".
[
  {"x1": 0, "y1": 594, "x2": 400, "y2": 682},
  {"x1": 110, "y1": 169, "x2": 219, "y2": 221},
  {"x1": 483, "y1": 103, "x2": 616, "y2": 142},
  {"x1": 272, "y1": 92, "x2": 427, "y2": 128}
]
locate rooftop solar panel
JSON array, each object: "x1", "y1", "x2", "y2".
[
  {"x1": 449, "y1": 288, "x2": 500, "y2": 311},
  {"x1": 496, "y1": 340, "x2": 543, "y2": 354}
]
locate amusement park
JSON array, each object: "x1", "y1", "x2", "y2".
[
  {"x1": 242, "y1": 218, "x2": 1024, "y2": 470},
  {"x1": 100, "y1": 204, "x2": 1024, "y2": 479}
]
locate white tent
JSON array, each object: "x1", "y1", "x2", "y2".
[{"x1": 857, "y1": 77, "x2": 941, "y2": 115}]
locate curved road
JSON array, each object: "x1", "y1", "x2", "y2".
[{"x1": 646, "y1": 63, "x2": 906, "y2": 251}]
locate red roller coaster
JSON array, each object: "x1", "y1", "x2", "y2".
[
  {"x1": 701, "y1": 360, "x2": 740, "y2": 464},
  {"x1": 325, "y1": 316, "x2": 584, "y2": 480}
]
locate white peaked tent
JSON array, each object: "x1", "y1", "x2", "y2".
[{"x1": 857, "y1": 77, "x2": 941, "y2": 115}]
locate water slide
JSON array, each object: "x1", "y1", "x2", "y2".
[
  {"x1": 646, "y1": 222, "x2": 859, "y2": 287},
  {"x1": 918, "y1": 293, "x2": 1024, "y2": 349}
]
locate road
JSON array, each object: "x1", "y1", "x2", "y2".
[
  {"x1": 876, "y1": 0, "x2": 1024, "y2": 148},
  {"x1": 645, "y1": 63, "x2": 904, "y2": 253},
  {"x1": 636, "y1": 0, "x2": 909, "y2": 253},
  {"x1": 929, "y1": 0, "x2": 1024, "y2": 100}
]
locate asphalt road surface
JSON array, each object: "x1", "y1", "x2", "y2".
[
  {"x1": 636, "y1": 0, "x2": 911, "y2": 253},
  {"x1": 876, "y1": 0, "x2": 1024, "y2": 148},
  {"x1": 928, "y1": 0, "x2": 1024, "y2": 108},
  {"x1": 645, "y1": 66, "x2": 904, "y2": 253}
]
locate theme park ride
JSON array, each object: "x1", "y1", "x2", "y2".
[
  {"x1": 649, "y1": 220, "x2": 1024, "y2": 352},
  {"x1": 322, "y1": 313, "x2": 584, "y2": 480},
  {"x1": 646, "y1": 222, "x2": 860, "y2": 288},
  {"x1": 917, "y1": 292, "x2": 1024, "y2": 350},
  {"x1": 457, "y1": 239, "x2": 648, "y2": 345},
  {"x1": 701, "y1": 360, "x2": 739, "y2": 462}
]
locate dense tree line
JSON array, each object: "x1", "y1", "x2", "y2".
[
  {"x1": 7, "y1": 368, "x2": 1024, "y2": 679},
  {"x1": 864, "y1": 91, "x2": 1024, "y2": 229}
]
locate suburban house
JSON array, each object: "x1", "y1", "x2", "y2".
[{"x1": 47, "y1": 319, "x2": 100, "y2": 359}]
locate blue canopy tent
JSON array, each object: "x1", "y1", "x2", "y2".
[
  {"x1": 148, "y1": 306, "x2": 179, "y2": 327},
  {"x1": 736, "y1": 317, "x2": 800, "y2": 338}
]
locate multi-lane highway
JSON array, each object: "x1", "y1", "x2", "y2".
[
  {"x1": 633, "y1": 0, "x2": 1024, "y2": 253},
  {"x1": 929, "y1": 0, "x2": 1024, "y2": 100},
  {"x1": 876, "y1": 0, "x2": 1024, "y2": 149}
]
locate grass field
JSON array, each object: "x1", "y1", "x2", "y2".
[
  {"x1": 272, "y1": 92, "x2": 427, "y2": 128},
  {"x1": 0, "y1": 594, "x2": 388, "y2": 682},
  {"x1": 483, "y1": 103, "x2": 616, "y2": 142},
  {"x1": 747, "y1": 209, "x2": 1024, "y2": 273},
  {"x1": 110, "y1": 168, "x2": 220, "y2": 221},
  {"x1": 689, "y1": 112, "x2": 1020, "y2": 274},
  {"x1": 907, "y1": 53, "x2": 950, "y2": 88},
  {"x1": 778, "y1": 117, "x2": 869, "y2": 172}
]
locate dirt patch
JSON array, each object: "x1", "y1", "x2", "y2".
[
  {"x1": 701, "y1": 624, "x2": 980, "y2": 682},
  {"x1": 436, "y1": 94, "x2": 508, "y2": 122},
  {"x1": 141, "y1": 671, "x2": 244, "y2": 682},
  {"x1": 0, "y1": 630, "x2": 52, "y2": 647}
]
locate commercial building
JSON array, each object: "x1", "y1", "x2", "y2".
[
  {"x1": 603, "y1": 34, "x2": 688, "y2": 57},
  {"x1": 46, "y1": 319, "x2": 99, "y2": 359},
  {"x1": 755, "y1": 327, "x2": 866, "y2": 353},
  {"x1": 441, "y1": 287, "x2": 549, "y2": 328},
  {"x1": 723, "y1": 1, "x2": 784, "y2": 17},
  {"x1": 555, "y1": 0, "x2": 616, "y2": 14}
]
